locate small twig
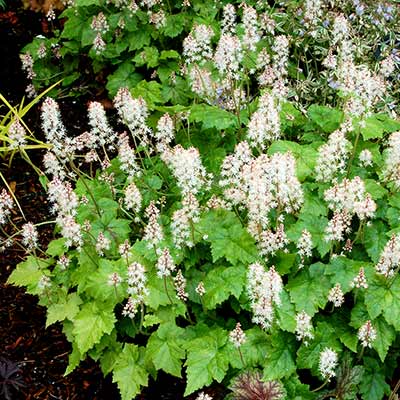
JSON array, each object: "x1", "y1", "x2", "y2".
[{"x1": 389, "y1": 377, "x2": 400, "y2": 400}]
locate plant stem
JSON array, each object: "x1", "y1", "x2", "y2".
[
  {"x1": 389, "y1": 377, "x2": 400, "y2": 400},
  {"x1": 164, "y1": 276, "x2": 173, "y2": 304},
  {"x1": 238, "y1": 347, "x2": 245, "y2": 368},
  {"x1": 69, "y1": 159, "x2": 102, "y2": 217},
  {"x1": 311, "y1": 379, "x2": 329, "y2": 392},
  {"x1": 346, "y1": 126, "x2": 361, "y2": 177},
  {"x1": 357, "y1": 346, "x2": 365, "y2": 362},
  {"x1": 138, "y1": 302, "x2": 145, "y2": 334}
]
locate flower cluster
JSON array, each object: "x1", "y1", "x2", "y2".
[
  {"x1": 258, "y1": 224, "x2": 289, "y2": 257},
  {"x1": 171, "y1": 193, "x2": 200, "y2": 248},
  {"x1": 319, "y1": 347, "x2": 338, "y2": 381},
  {"x1": 117, "y1": 132, "x2": 140, "y2": 178},
  {"x1": 108, "y1": 272, "x2": 123, "y2": 287},
  {"x1": 324, "y1": 177, "x2": 376, "y2": 242},
  {"x1": 247, "y1": 92, "x2": 281, "y2": 149},
  {"x1": 297, "y1": 229, "x2": 313, "y2": 268},
  {"x1": 195, "y1": 281, "x2": 206, "y2": 297},
  {"x1": 247, "y1": 263, "x2": 283, "y2": 329},
  {"x1": 41, "y1": 97, "x2": 69, "y2": 158},
  {"x1": 383, "y1": 131, "x2": 400, "y2": 189},
  {"x1": 183, "y1": 24, "x2": 214, "y2": 65},
  {"x1": 8, "y1": 119, "x2": 27, "y2": 149},
  {"x1": 87, "y1": 101, "x2": 116, "y2": 149},
  {"x1": 196, "y1": 393, "x2": 213, "y2": 400},
  {"x1": 328, "y1": 283, "x2": 345, "y2": 307},
  {"x1": 241, "y1": 4, "x2": 260, "y2": 51},
  {"x1": 220, "y1": 142, "x2": 303, "y2": 256},
  {"x1": 221, "y1": 3, "x2": 236, "y2": 35},
  {"x1": 214, "y1": 34, "x2": 243, "y2": 80},
  {"x1": 359, "y1": 149, "x2": 373, "y2": 167},
  {"x1": 358, "y1": 320, "x2": 377, "y2": 348},
  {"x1": 161, "y1": 145, "x2": 210, "y2": 195},
  {"x1": 155, "y1": 113, "x2": 174, "y2": 150},
  {"x1": 21, "y1": 222, "x2": 39, "y2": 252},
  {"x1": 229, "y1": 322, "x2": 246, "y2": 348},
  {"x1": 315, "y1": 124, "x2": 352, "y2": 182},
  {"x1": 295, "y1": 311, "x2": 314, "y2": 344},
  {"x1": 95, "y1": 232, "x2": 111, "y2": 256},
  {"x1": 156, "y1": 248, "x2": 176, "y2": 278},
  {"x1": 114, "y1": 88, "x2": 150, "y2": 145},
  {"x1": 0, "y1": 189, "x2": 13, "y2": 225},
  {"x1": 48, "y1": 178, "x2": 82, "y2": 248},
  {"x1": 143, "y1": 201, "x2": 164, "y2": 248},
  {"x1": 351, "y1": 267, "x2": 368, "y2": 289},
  {"x1": 124, "y1": 182, "x2": 142, "y2": 213},
  {"x1": 375, "y1": 234, "x2": 400, "y2": 278},
  {"x1": 174, "y1": 270, "x2": 188, "y2": 301},
  {"x1": 123, "y1": 262, "x2": 148, "y2": 318}
]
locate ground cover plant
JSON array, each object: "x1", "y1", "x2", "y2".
[
  {"x1": 4, "y1": 0, "x2": 400, "y2": 399},
  {"x1": 20, "y1": 0, "x2": 400, "y2": 112}
]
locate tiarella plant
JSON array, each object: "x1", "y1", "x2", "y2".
[
  {"x1": 5, "y1": 2, "x2": 400, "y2": 400},
  {"x1": 20, "y1": 0, "x2": 400, "y2": 113}
]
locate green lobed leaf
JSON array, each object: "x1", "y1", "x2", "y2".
[
  {"x1": 360, "y1": 116, "x2": 385, "y2": 140},
  {"x1": 162, "y1": 14, "x2": 186, "y2": 37},
  {"x1": 350, "y1": 301, "x2": 370, "y2": 329},
  {"x1": 202, "y1": 264, "x2": 246, "y2": 308},
  {"x1": 46, "y1": 238, "x2": 67, "y2": 257},
  {"x1": 359, "y1": 357, "x2": 390, "y2": 400},
  {"x1": 364, "y1": 220, "x2": 388, "y2": 263},
  {"x1": 263, "y1": 332, "x2": 296, "y2": 380},
  {"x1": 301, "y1": 186, "x2": 328, "y2": 217},
  {"x1": 72, "y1": 302, "x2": 116, "y2": 354},
  {"x1": 364, "y1": 276, "x2": 400, "y2": 330},
  {"x1": 308, "y1": 104, "x2": 344, "y2": 133},
  {"x1": 286, "y1": 263, "x2": 331, "y2": 316},
  {"x1": 100, "y1": 342, "x2": 123, "y2": 376},
  {"x1": 65, "y1": 342, "x2": 84, "y2": 375},
  {"x1": 145, "y1": 322, "x2": 185, "y2": 377},
  {"x1": 133, "y1": 46, "x2": 159, "y2": 68},
  {"x1": 197, "y1": 209, "x2": 258, "y2": 265},
  {"x1": 83, "y1": 258, "x2": 126, "y2": 302},
  {"x1": 127, "y1": 26, "x2": 152, "y2": 51},
  {"x1": 7, "y1": 256, "x2": 50, "y2": 295},
  {"x1": 146, "y1": 271, "x2": 181, "y2": 310},
  {"x1": 365, "y1": 276, "x2": 400, "y2": 332},
  {"x1": 331, "y1": 312, "x2": 358, "y2": 352},
  {"x1": 112, "y1": 344, "x2": 149, "y2": 400},
  {"x1": 227, "y1": 327, "x2": 269, "y2": 369},
  {"x1": 106, "y1": 62, "x2": 143, "y2": 97},
  {"x1": 46, "y1": 292, "x2": 82, "y2": 328},
  {"x1": 364, "y1": 180, "x2": 388, "y2": 200},
  {"x1": 276, "y1": 289, "x2": 297, "y2": 332},
  {"x1": 372, "y1": 317, "x2": 395, "y2": 362},
  {"x1": 131, "y1": 80, "x2": 164, "y2": 106},
  {"x1": 376, "y1": 277, "x2": 400, "y2": 331},
  {"x1": 159, "y1": 50, "x2": 180, "y2": 60},
  {"x1": 184, "y1": 326, "x2": 229, "y2": 396},
  {"x1": 189, "y1": 104, "x2": 238, "y2": 130},
  {"x1": 283, "y1": 374, "x2": 316, "y2": 399}
]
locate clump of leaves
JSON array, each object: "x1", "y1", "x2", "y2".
[
  {"x1": 0, "y1": 358, "x2": 25, "y2": 400},
  {"x1": 6, "y1": 2, "x2": 400, "y2": 400}
]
